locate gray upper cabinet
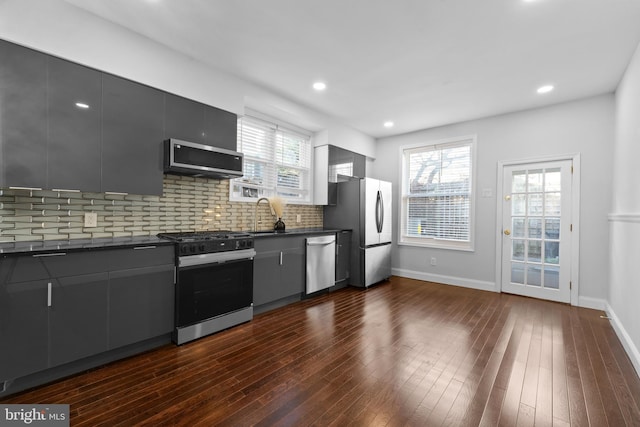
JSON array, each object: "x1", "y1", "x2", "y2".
[
  {"x1": 102, "y1": 75, "x2": 165, "y2": 195},
  {"x1": 47, "y1": 57, "x2": 102, "y2": 192},
  {"x1": 165, "y1": 94, "x2": 238, "y2": 151},
  {"x1": 165, "y1": 94, "x2": 207, "y2": 144},
  {"x1": 0, "y1": 39, "x2": 47, "y2": 188},
  {"x1": 0, "y1": 40, "x2": 238, "y2": 195},
  {"x1": 204, "y1": 105, "x2": 237, "y2": 151}
]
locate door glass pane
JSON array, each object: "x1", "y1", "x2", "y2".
[
  {"x1": 512, "y1": 240, "x2": 525, "y2": 261},
  {"x1": 545, "y1": 168, "x2": 561, "y2": 191},
  {"x1": 512, "y1": 262, "x2": 524, "y2": 284},
  {"x1": 512, "y1": 171, "x2": 527, "y2": 193},
  {"x1": 545, "y1": 192, "x2": 561, "y2": 216},
  {"x1": 544, "y1": 266, "x2": 560, "y2": 289},
  {"x1": 545, "y1": 218, "x2": 560, "y2": 239},
  {"x1": 527, "y1": 218, "x2": 542, "y2": 238},
  {"x1": 545, "y1": 241, "x2": 559, "y2": 264},
  {"x1": 512, "y1": 194, "x2": 526, "y2": 216},
  {"x1": 527, "y1": 265, "x2": 542, "y2": 286},
  {"x1": 528, "y1": 194, "x2": 543, "y2": 216},
  {"x1": 528, "y1": 170, "x2": 543, "y2": 192},
  {"x1": 513, "y1": 218, "x2": 525, "y2": 237},
  {"x1": 528, "y1": 240, "x2": 542, "y2": 263}
]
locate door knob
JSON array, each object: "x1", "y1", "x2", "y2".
[
  {"x1": 504, "y1": 229, "x2": 511, "y2": 236},
  {"x1": 504, "y1": 195, "x2": 511, "y2": 201}
]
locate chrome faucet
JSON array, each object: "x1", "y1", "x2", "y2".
[{"x1": 254, "y1": 197, "x2": 275, "y2": 232}]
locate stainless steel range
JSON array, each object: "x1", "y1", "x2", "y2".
[{"x1": 157, "y1": 231, "x2": 255, "y2": 345}]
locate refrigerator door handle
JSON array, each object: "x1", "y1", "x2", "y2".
[
  {"x1": 379, "y1": 190, "x2": 384, "y2": 232},
  {"x1": 376, "y1": 190, "x2": 383, "y2": 233}
]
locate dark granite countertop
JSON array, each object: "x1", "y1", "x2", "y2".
[
  {"x1": 0, "y1": 235, "x2": 173, "y2": 256},
  {"x1": 0, "y1": 229, "x2": 353, "y2": 256},
  {"x1": 250, "y1": 228, "x2": 350, "y2": 238}
]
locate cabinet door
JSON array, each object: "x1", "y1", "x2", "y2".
[
  {"x1": 0, "y1": 278, "x2": 49, "y2": 381},
  {"x1": 281, "y1": 245, "x2": 305, "y2": 298},
  {"x1": 335, "y1": 231, "x2": 351, "y2": 283},
  {"x1": 203, "y1": 105, "x2": 237, "y2": 151},
  {"x1": 48, "y1": 273, "x2": 109, "y2": 367},
  {"x1": 47, "y1": 56, "x2": 102, "y2": 192},
  {"x1": 252, "y1": 249, "x2": 282, "y2": 306},
  {"x1": 0, "y1": 40, "x2": 47, "y2": 188},
  {"x1": 164, "y1": 94, "x2": 206, "y2": 143},
  {"x1": 102, "y1": 75, "x2": 165, "y2": 195},
  {"x1": 108, "y1": 264, "x2": 175, "y2": 349}
]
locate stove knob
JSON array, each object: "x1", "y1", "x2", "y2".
[
  {"x1": 181, "y1": 246, "x2": 188, "y2": 255},
  {"x1": 199, "y1": 244, "x2": 206, "y2": 252},
  {"x1": 239, "y1": 240, "x2": 245, "y2": 248},
  {"x1": 190, "y1": 245, "x2": 196, "y2": 253}
]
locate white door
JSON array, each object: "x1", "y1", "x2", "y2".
[{"x1": 501, "y1": 161, "x2": 572, "y2": 303}]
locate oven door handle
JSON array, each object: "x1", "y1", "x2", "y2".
[{"x1": 179, "y1": 249, "x2": 256, "y2": 267}]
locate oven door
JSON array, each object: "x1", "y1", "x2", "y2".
[{"x1": 176, "y1": 250, "x2": 254, "y2": 328}]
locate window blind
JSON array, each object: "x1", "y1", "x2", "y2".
[
  {"x1": 402, "y1": 140, "x2": 473, "y2": 244},
  {"x1": 231, "y1": 116, "x2": 311, "y2": 203}
]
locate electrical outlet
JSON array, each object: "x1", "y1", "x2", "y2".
[
  {"x1": 296, "y1": 214, "x2": 301, "y2": 223},
  {"x1": 84, "y1": 212, "x2": 98, "y2": 228},
  {"x1": 430, "y1": 257, "x2": 437, "y2": 266}
]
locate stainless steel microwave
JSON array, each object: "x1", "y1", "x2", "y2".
[{"x1": 164, "y1": 139, "x2": 244, "y2": 179}]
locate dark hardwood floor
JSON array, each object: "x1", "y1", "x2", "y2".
[{"x1": 2, "y1": 276, "x2": 640, "y2": 426}]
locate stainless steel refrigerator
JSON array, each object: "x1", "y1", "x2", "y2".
[{"x1": 324, "y1": 177, "x2": 392, "y2": 287}]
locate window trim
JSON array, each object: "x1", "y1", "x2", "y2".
[
  {"x1": 229, "y1": 114, "x2": 313, "y2": 204},
  {"x1": 398, "y1": 135, "x2": 477, "y2": 251}
]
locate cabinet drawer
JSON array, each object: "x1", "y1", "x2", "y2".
[{"x1": 104, "y1": 246, "x2": 174, "y2": 270}]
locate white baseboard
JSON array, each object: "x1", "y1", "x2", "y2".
[
  {"x1": 578, "y1": 296, "x2": 607, "y2": 310},
  {"x1": 605, "y1": 303, "x2": 640, "y2": 378},
  {"x1": 392, "y1": 268, "x2": 497, "y2": 293}
]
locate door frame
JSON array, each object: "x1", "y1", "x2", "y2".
[{"x1": 495, "y1": 153, "x2": 581, "y2": 305}]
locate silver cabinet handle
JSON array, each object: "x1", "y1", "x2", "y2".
[
  {"x1": 47, "y1": 282, "x2": 52, "y2": 307},
  {"x1": 134, "y1": 246, "x2": 157, "y2": 250},
  {"x1": 279, "y1": 252, "x2": 283, "y2": 266},
  {"x1": 33, "y1": 252, "x2": 66, "y2": 258}
]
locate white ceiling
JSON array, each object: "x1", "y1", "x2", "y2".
[{"x1": 63, "y1": 0, "x2": 640, "y2": 138}]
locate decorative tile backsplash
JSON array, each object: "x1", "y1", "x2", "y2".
[{"x1": 0, "y1": 175, "x2": 323, "y2": 243}]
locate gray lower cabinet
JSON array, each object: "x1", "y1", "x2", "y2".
[
  {"x1": 335, "y1": 231, "x2": 351, "y2": 285},
  {"x1": 108, "y1": 264, "x2": 174, "y2": 349},
  {"x1": 49, "y1": 273, "x2": 109, "y2": 367},
  {"x1": 0, "y1": 244, "x2": 174, "y2": 385},
  {"x1": 253, "y1": 236, "x2": 306, "y2": 307},
  {"x1": 0, "y1": 279, "x2": 49, "y2": 382}
]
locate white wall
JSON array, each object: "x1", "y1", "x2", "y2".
[
  {"x1": 373, "y1": 94, "x2": 614, "y2": 302},
  {"x1": 0, "y1": 0, "x2": 376, "y2": 158},
  {"x1": 609, "y1": 41, "x2": 640, "y2": 376}
]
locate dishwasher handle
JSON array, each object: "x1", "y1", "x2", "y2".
[{"x1": 307, "y1": 240, "x2": 335, "y2": 246}]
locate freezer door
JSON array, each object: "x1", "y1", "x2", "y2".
[
  {"x1": 363, "y1": 178, "x2": 381, "y2": 246},
  {"x1": 361, "y1": 243, "x2": 392, "y2": 287},
  {"x1": 379, "y1": 180, "x2": 392, "y2": 244}
]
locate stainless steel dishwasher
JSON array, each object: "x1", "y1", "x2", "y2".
[{"x1": 306, "y1": 235, "x2": 336, "y2": 294}]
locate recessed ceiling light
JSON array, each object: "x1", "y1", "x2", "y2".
[
  {"x1": 383, "y1": 121, "x2": 394, "y2": 128},
  {"x1": 312, "y1": 82, "x2": 326, "y2": 91},
  {"x1": 75, "y1": 102, "x2": 90, "y2": 109},
  {"x1": 536, "y1": 85, "x2": 554, "y2": 94}
]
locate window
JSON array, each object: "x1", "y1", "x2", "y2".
[
  {"x1": 400, "y1": 136, "x2": 476, "y2": 250},
  {"x1": 230, "y1": 115, "x2": 312, "y2": 203}
]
